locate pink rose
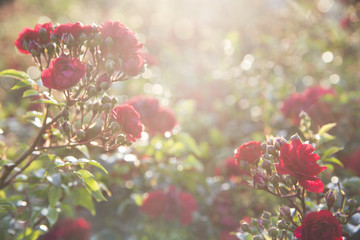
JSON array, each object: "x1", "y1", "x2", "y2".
[
  {"x1": 111, "y1": 104, "x2": 143, "y2": 142},
  {"x1": 294, "y1": 210, "x2": 342, "y2": 240},
  {"x1": 41, "y1": 57, "x2": 86, "y2": 90},
  {"x1": 234, "y1": 141, "x2": 262, "y2": 165},
  {"x1": 275, "y1": 139, "x2": 327, "y2": 193},
  {"x1": 122, "y1": 54, "x2": 145, "y2": 76}
]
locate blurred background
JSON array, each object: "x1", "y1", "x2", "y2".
[{"x1": 2, "y1": 0, "x2": 360, "y2": 239}]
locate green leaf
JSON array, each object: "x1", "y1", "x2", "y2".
[
  {"x1": 76, "y1": 169, "x2": 107, "y2": 202},
  {"x1": 325, "y1": 157, "x2": 344, "y2": 167},
  {"x1": 0, "y1": 69, "x2": 30, "y2": 81},
  {"x1": 63, "y1": 156, "x2": 108, "y2": 174},
  {"x1": 72, "y1": 187, "x2": 96, "y2": 215},
  {"x1": 48, "y1": 186, "x2": 62, "y2": 208},
  {"x1": 76, "y1": 145, "x2": 90, "y2": 159},
  {"x1": 321, "y1": 147, "x2": 343, "y2": 160},
  {"x1": 177, "y1": 133, "x2": 201, "y2": 157},
  {"x1": 0, "y1": 200, "x2": 16, "y2": 212},
  {"x1": 318, "y1": 123, "x2": 336, "y2": 135},
  {"x1": 23, "y1": 89, "x2": 39, "y2": 98},
  {"x1": 46, "y1": 208, "x2": 59, "y2": 226}
]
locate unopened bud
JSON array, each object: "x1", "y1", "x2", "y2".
[
  {"x1": 260, "y1": 218, "x2": 270, "y2": 228},
  {"x1": 87, "y1": 85, "x2": 97, "y2": 97},
  {"x1": 111, "y1": 97, "x2": 118, "y2": 107},
  {"x1": 253, "y1": 172, "x2": 268, "y2": 190},
  {"x1": 62, "y1": 33, "x2": 75, "y2": 46},
  {"x1": 46, "y1": 42, "x2": 55, "y2": 55},
  {"x1": 240, "y1": 222, "x2": 251, "y2": 233},
  {"x1": 325, "y1": 189, "x2": 336, "y2": 210},
  {"x1": 261, "y1": 159, "x2": 272, "y2": 171},
  {"x1": 270, "y1": 174, "x2": 280, "y2": 188},
  {"x1": 103, "y1": 103, "x2": 112, "y2": 113},
  {"x1": 38, "y1": 27, "x2": 47, "y2": 42},
  {"x1": 97, "y1": 73, "x2": 111, "y2": 90},
  {"x1": 62, "y1": 109, "x2": 70, "y2": 120},
  {"x1": 79, "y1": 33, "x2": 87, "y2": 43},
  {"x1": 250, "y1": 218, "x2": 258, "y2": 226},
  {"x1": 261, "y1": 143, "x2": 267, "y2": 153},
  {"x1": 268, "y1": 145, "x2": 277, "y2": 155},
  {"x1": 116, "y1": 134, "x2": 126, "y2": 145},
  {"x1": 50, "y1": 33, "x2": 59, "y2": 43},
  {"x1": 279, "y1": 206, "x2": 292, "y2": 220},
  {"x1": 106, "y1": 60, "x2": 115, "y2": 74},
  {"x1": 101, "y1": 95, "x2": 111, "y2": 104},
  {"x1": 268, "y1": 227, "x2": 278, "y2": 238},
  {"x1": 262, "y1": 211, "x2": 271, "y2": 220},
  {"x1": 275, "y1": 139, "x2": 282, "y2": 150},
  {"x1": 290, "y1": 134, "x2": 301, "y2": 141},
  {"x1": 347, "y1": 198, "x2": 357, "y2": 212},
  {"x1": 277, "y1": 220, "x2": 288, "y2": 230},
  {"x1": 76, "y1": 129, "x2": 86, "y2": 140},
  {"x1": 61, "y1": 122, "x2": 72, "y2": 136},
  {"x1": 28, "y1": 41, "x2": 42, "y2": 57}
]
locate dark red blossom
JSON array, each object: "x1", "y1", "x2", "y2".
[
  {"x1": 275, "y1": 139, "x2": 326, "y2": 193},
  {"x1": 99, "y1": 20, "x2": 143, "y2": 55},
  {"x1": 111, "y1": 104, "x2": 143, "y2": 142},
  {"x1": 122, "y1": 54, "x2": 145, "y2": 76},
  {"x1": 126, "y1": 96, "x2": 177, "y2": 135},
  {"x1": 281, "y1": 86, "x2": 336, "y2": 126},
  {"x1": 214, "y1": 157, "x2": 249, "y2": 180},
  {"x1": 140, "y1": 186, "x2": 197, "y2": 225},
  {"x1": 38, "y1": 218, "x2": 91, "y2": 240},
  {"x1": 234, "y1": 141, "x2": 262, "y2": 165},
  {"x1": 342, "y1": 148, "x2": 360, "y2": 176},
  {"x1": 41, "y1": 57, "x2": 86, "y2": 90},
  {"x1": 15, "y1": 22, "x2": 53, "y2": 54},
  {"x1": 146, "y1": 107, "x2": 177, "y2": 135},
  {"x1": 294, "y1": 210, "x2": 342, "y2": 240}
]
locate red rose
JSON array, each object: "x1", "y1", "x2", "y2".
[
  {"x1": 342, "y1": 148, "x2": 360, "y2": 176},
  {"x1": 15, "y1": 22, "x2": 53, "y2": 54},
  {"x1": 111, "y1": 104, "x2": 143, "y2": 142},
  {"x1": 41, "y1": 57, "x2": 86, "y2": 90},
  {"x1": 99, "y1": 20, "x2": 142, "y2": 56},
  {"x1": 281, "y1": 93, "x2": 305, "y2": 125},
  {"x1": 140, "y1": 190, "x2": 168, "y2": 219},
  {"x1": 140, "y1": 187, "x2": 197, "y2": 226},
  {"x1": 126, "y1": 96, "x2": 159, "y2": 119},
  {"x1": 281, "y1": 86, "x2": 336, "y2": 126},
  {"x1": 122, "y1": 54, "x2": 145, "y2": 76},
  {"x1": 294, "y1": 210, "x2": 342, "y2": 240},
  {"x1": 38, "y1": 217, "x2": 91, "y2": 240},
  {"x1": 234, "y1": 141, "x2": 262, "y2": 164},
  {"x1": 146, "y1": 107, "x2": 177, "y2": 135},
  {"x1": 34, "y1": 22, "x2": 53, "y2": 43},
  {"x1": 14, "y1": 28, "x2": 40, "y2": 54},
  {"x1": 275, "y1": 139, "x2": 327, "y2": 193}
]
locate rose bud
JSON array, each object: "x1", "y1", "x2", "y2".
[
  {"x1": 253, "y1": 172, "x2": 268, "y2": 190},
  {"x1": 261, "y1": 211, "x2": 271, "y2": 220},
  {"x1": 277, "y1": 219, "x2": 289, "y2": 230},
  {"x1": 240, "y1": 222, "x2": 251, "y2": 233},
  {"x1": 268, "y1": 227, "x2": 278, "y2": 238},
  {"x1": 347, "y1": 198, "x2": 357, "y2": 213},
  {"x1": 325, "y1": 189, "x2": 336, "y2": 210},
  {"x1": 87, "y1": 85, "x2": 97, "y2": 97},
  {"x1": 76, "y1": 129, "x2": 86, "y2": 140},
  {"x1": 97, "y1": 73, "x2": 111, "y2": 90},
  {"x1": 279, "y1": 206, "x2": 292, "y2": 220},
  {"x1": 269, "y1": 174, "x2": 280, "y2": 188},
  {"x1": 105, "y1": 59, "x2": 115, "y2": 74}
]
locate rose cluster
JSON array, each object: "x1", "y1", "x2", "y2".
[
  {"x1": 140, "y1": 186, "x2": 198, "y2": 225},
  {"x1": 126, "y1": 96, "x2": 177, "y2": 135},
  {"x1": 15, "y1": 20, "x2": 145, "y2": 91},
  {"x1": 281, "y1": 86, "x2": 336, "y2": 126}
]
